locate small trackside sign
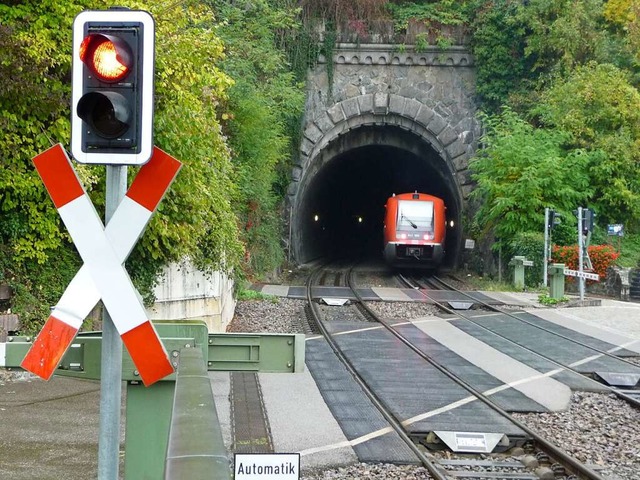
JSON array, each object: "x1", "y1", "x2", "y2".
[
  {"x1": 234, "y1": 453, "x2": 300, "y2": 480},
  {"x1": 564, "y1": 268, "x2": 600, "y2": 281}
]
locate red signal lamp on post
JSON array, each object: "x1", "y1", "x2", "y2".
[{"x1": 71, "y1": 10, "x2": 154, "y2": 165}]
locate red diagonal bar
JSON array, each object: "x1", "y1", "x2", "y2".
[
  {"x1": 121, "y1": 321, "x2": 175, "y2": 382},
  {"x1": 126, "y1": 146, "x2": 181, "y2": 211},
  {"x1": 21, "y1": 315, "x2": 78, "y2": 380},
  {"x1": 33, "y1": 145, "x2": 84, "y2": 208}
]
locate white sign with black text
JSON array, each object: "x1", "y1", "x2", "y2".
[
  {"x1": 563, "y1": 269, "x2": 600, "y2": 281},
  {"x1": 235, "y1": 453, "x2": 300, "y2": 480}
]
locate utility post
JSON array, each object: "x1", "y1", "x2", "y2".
[
  {"x1": 72, "y1": 11, "x2": 157, "y2": 478},
  {"x1": 575, "y1": 207, "x2": 595, "y2": 302},
  {"x1": 543, "y1": 208, "x2": 560, "y2": 286},
  {"x1": 544, "y1": 208, "x2": 550, "y2": 286},
  {"x1": 577, "y1": 207, "x2": 585, "y2": 301}
]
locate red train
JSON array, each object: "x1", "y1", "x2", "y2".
[{"x1": 383, "y1": 192, "x2": 446, "y2": 268}]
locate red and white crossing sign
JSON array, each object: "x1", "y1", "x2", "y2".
[{"x1": 21, "y1": 144, "x2": 181, "y2": 386}]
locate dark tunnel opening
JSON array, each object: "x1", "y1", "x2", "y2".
[{"x1": 294, "y1": 125, "x2": 462, "y2": 268}]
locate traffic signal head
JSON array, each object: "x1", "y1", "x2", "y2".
[
  {"x1": 582, "y1": 208, "x2": 595, "y2": 235},
  {"x1": 71, "y1": 10, "x2": 154, "y2": 165},
  {"x1": 573, "y1": 207, "x2": 595, "y2": 235},
  {"x1": 547, "y1": 209, "x2": 561, "y2": 231}
]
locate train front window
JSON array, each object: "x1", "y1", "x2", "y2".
[{"x1": 396, "y1": 201, "x2": 434, "y2": 232}]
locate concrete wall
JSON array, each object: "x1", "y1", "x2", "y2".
[{"x1": 146, "y1": 261, "x2": 235, "y2": 333}]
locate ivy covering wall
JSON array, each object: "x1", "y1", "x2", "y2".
[{"x1": 0, "y1": 0, "x2": 244, "y2": 331}]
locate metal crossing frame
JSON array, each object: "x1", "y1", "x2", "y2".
[{"x1": 1, "y1": 320, "x2": 305, "y2": 479}]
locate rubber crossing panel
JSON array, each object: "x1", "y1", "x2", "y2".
[{"x1": 305, "y1": 338, "x2": 418, "y2": 463}]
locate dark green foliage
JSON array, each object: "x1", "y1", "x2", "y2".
[
  {"x1": 387, "y1": 1, "x2": 473, "y2": 30},
  {"x1": 548, "y1": 218, "x2": 577, "y2": 248},
  {"x1": 469, "y1": 0, "x2": 640, "y2": 269},
  {"x1": 535, "y1": 63, "x2": 640, "y2": 227},
  {"x1": 471, "y1": 108, "x2": 593, "y2": 248},
  {"x1": 616, "y1": 232, "x2": 640, "y2": 268},
  {"x1": 0, "y1": 242, "x2": 82, "y2": 334},
  {"x1": 0, "y1": 17, "x2": 72, "y2": 263},
  {"x1": 299, "y1": 0, "x2": 389, "y2": 24},
  {"x1": 212, "y1": 0, "x2": 305, "y2": 279},
  {"x1": 519, "y1": 0, "x2": 609, "y2": 75},
  {"x1": 468, "y1": 0, "x2": 530, "y2": 112},
  {"x1": 508, "y1": 231, "x2": 544, "y2": 287}
]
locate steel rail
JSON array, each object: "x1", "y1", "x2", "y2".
[
  {"x1": 305, "y1": 265, "x2": 450, "y2": 480},
  {"x1": 431, "y1": 275, "x2": 639, "y2": 366},
  {"x1": 425, "y1": 274, "x2": 640, "y2": 409},
  {"x1": 353, "y1": 271, "x2": 608, "y2": 480}
]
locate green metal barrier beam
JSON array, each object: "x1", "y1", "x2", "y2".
[
  {"x1": 125, "y1": 380, "x2": 175, "y2": 480},
  {"x1": 207, "y1": 332, "x2": 306, "y2": 373},
  {"x1": 165, "y1": 347, "x2": 230, "y2": 480},
  {"x1": 1, "y1": 322, "x2": 305, "y2": 379},
  {"x1": 1, "y1": 321, "x2": 305, "y2": 480},
  {"x1": 2, "y1": 336, "x2": 32, "y2": 367}
]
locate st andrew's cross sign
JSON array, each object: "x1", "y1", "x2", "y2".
[{"x1": 21, "y1": 144, "x2": 181, "y2": 386}]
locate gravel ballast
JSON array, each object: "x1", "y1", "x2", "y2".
[{"x1": 230, "y1": 297, "x2": 640, "y2": 480}]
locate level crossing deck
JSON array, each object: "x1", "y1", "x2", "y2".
[
  {"x1": 3, "y1": 294, "x2": 640, "y2": 477},
  {"x1": 253, "y1": 283, "x2": 509, "y2": 305}
]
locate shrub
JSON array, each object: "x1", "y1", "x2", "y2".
[
  {"x1": 508, "y1": 231, "x2": 544, "y2": 287},
  {"x1": 552, "y1": 244, "x2": 619, "y2": 283},
  {"x1": 538, "y1": 293, "x2": 570, "y2": 306}
]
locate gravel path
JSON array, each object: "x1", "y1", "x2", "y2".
[{"x1": 231, "y1": 297, "x2": 640, "y2": 480}]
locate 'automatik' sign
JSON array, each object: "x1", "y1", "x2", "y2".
[{"x1": 234, "y1": 453, "x2": 300, "y2": 479}]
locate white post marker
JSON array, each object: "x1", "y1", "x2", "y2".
[{"x1": 21, "y1": 144, "x2": 181, "y2": 386}]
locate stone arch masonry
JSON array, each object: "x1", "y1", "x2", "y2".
[
  {"x1": 286, "y1": 43, "x2": 480, "y2": 260},
  {"x1": 294, "y1": 93, "x2": 472, "y2": 194}
]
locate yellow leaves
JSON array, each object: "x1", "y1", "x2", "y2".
[{"x1": 603, "y1": 0, "x2": 635, "y2": 26}]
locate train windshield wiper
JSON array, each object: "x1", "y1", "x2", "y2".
[{"x1": 401, "y1": 214, "x2": 418, "y2": 229}]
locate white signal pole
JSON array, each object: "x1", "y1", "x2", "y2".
[
  {"x1": 578, "y1": 207, "x2": 585, "y2": 301},
  {"x1": 543, "y1": 208, "x2": 550, "y2": 286}
]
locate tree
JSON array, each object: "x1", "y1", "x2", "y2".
[
  {"x1": 0, "y1": 0, "x2": 243, "y2": 329},
  {"x1": 535, "y1": 62, "x2": 640, "y2": 226},
  {"x1": 0, "y1": 3, "x2": 77, "y2": 263},
  {"x1": 518, "y1": 0, "x2": 610, "y2": 76},
  {"x1": 471, "y1": 108, "x2": 592, "y2": 247},
  {"x1": 469, "y1": 0, "x2": 529, "y2": 112},
  {"x1": 212, "y1": 0, "x2": 305, "y2": 277},
  {"x1": 140, "y1": 1, "x2": 243, "y2": 280}
]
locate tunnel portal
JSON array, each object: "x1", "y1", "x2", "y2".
[
  {"x1": 289, "y1": 44, "x2": 479, "y2": 268},
  {"x1": 292, "y1": 125, "x2": 462, "y2": 266}
]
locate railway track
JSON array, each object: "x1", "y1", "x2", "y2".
[
  {"x1": 305, "y1": 264, "x2": 608, "y2": 480},
  {"x1": 404, "y1": 273, "x2": 640, "y2": 410},
  {"x1": 306, "y1": 264, "x2": 449, "y2": 480}
]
